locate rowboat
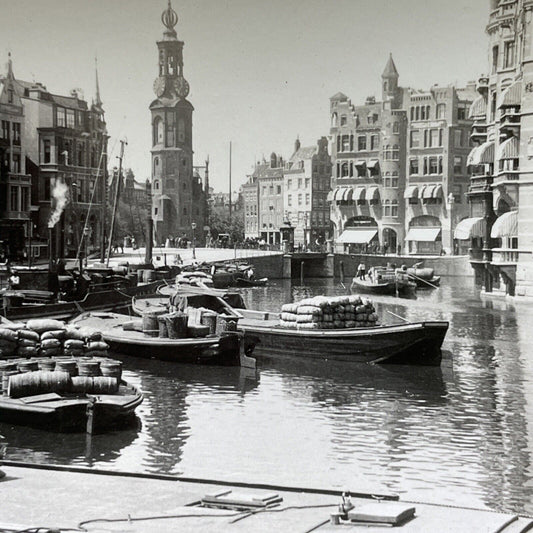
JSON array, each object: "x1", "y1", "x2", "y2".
[
  {"x1": 350, "y1": 267, "x2": 417, "y2": 296},
  {"x1": 1, "y1": 280, "x2": 165, "y2": 322},
  {"x1": 70, "y1": 311, "x2": 249, "y2": 366},
  {"x1": 134, "y1": 288, "x2": 448, "y2": 366}
]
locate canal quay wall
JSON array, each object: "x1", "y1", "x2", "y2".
[{"x1": 243, "y1": 252, "x2": 473, "y2": 279}]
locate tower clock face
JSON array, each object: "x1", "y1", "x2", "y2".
[
  {"x1": 153, "y1": 77, "x2": 166, "y2": 97},
  {"x1": 174, "y1": 76, "x2": 190, "y2": 98}
]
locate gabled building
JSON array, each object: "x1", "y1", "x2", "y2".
[{"x1": 329, "y1": 55, "x2": 475, "y2": 255}]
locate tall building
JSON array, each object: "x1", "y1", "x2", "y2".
[
  {"x1": 463, "y1": 0, "x2": 533, "y2": 297},
  {"x1": 0, "y1": 54, "x2": 32, "y2": 261},
  {"x1": 258, "y1": 154, "x2": 284, "y2": 246},
  {"x1": 284, "y1": 137, "x2": 332, "y2": 247},
  {"x1": 0, "y1": 56, "x2": 108, "y2": 260},
  {"x1": 150, "y1": 1, "x2": 207, "y2": 244},
  {"x1": 329, "y1": 55, "x2": 476, "y2": 255}
]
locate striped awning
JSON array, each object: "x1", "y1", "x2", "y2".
[
  {"x1": 337, "y1": 228, "x2": 378, "y2": 244},
  {"x1": 433, "y1": 184, "x2": 443, "y2": 198},
  {"x1": 343, "y1": 187, "x2": 355, "y2": 201},
  {"x1": 454, "y1": 217, "x2": 485, "y2": 240},
  {"x1": 367, "y1": 186, "x2": 380, "y2": 200},
  {"x1": 326, "y1": 190, "x2": 334, "y2": 202},
  {"x1": 422, "y1": 185, "x2": 436, "y2": 199},
  {"x1": 367, "y1": 159, "x2": 379, "y2": 169},
  {"x1": 405, "y1": 227, "x2": 441, "y2": 241},
  {"x1": 469, "y1": 95, "x2": 488, "y2": 119},
  {"x1": 355, "y1": 186, "x2": 366, "y2": 201},
  {"x1": 333, "y1": 187, "x2": 346, "y2": 201},
  {"x1": 355, "y1": 160, "x2": 367, "y2": 168},
  {"x1": 403, "y1": 185, "x2": 419, "y2": 199},
  {"x1": 498, "y1": 80, "x2": 522, "y2": 108},
  {"x1": 498, "y1": 136, "x2": 519, "y2": 160},
  {"x1": 467, "y1": 141, "x2": 494, "y2": 165},
  {"x1": 491, "y1": 210, "x2": 518, "y2": 238}
]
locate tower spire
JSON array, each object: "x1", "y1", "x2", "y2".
[
  {"x1": 94, "y1": 56, "x2": 102, "y2": 107},
  {"x1": 6, "y1": 52, "x2": 14, "y2": 80}
]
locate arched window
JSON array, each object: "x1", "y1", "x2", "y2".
[
  {"x1": 384, "y1": 199, "x2": 391, "y2": 216},
  {"x1": 178, "y1": 118, "x2": 185, "y2": 142},
  {"x1": 154, "y1": 180, "x2": 160, "y2": 190},
  {"x1": 391, "y1": 200, "x2": 398, "y2": 217},
  {"x1": 392, "y1": 144, "x2": 399, "y2": 160},
  {"x1": 153, "y1": 157, "x2": 159, "y2": 175},
  {"x1": 153, "y1": 117, "x2": 164, "y2": 145},
  {"x1": 341, "y1": 162, "x2": 349, "y2": 177},
  {"x1": 331, "y1": 112, "x2": 338, "y2": 127}
]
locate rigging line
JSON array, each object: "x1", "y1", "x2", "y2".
[{"x1": 75, "y1": 139, "x2": 107, "y2": 261}]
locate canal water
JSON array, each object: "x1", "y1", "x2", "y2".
[{"x1": 3, "y1": 277, "x2": 533, "y2": 515}]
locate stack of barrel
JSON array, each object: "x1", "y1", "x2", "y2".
[
  {"x1": 279, "y1": 295, "x2": 379, "y2": 330},
  {"x1": 142, "y1": 308, "x2": 225, "y2": 339}
]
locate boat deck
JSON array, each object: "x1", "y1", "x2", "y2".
[{"x1": 0, "y1": 462, "x2": 531, "y2": 532}]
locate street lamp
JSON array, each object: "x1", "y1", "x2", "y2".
[{"x1": 191, "y1": 222, "x2": 197, "y2": 260}]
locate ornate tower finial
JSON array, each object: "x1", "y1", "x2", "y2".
[{"x1": 162, "y1": 0, "x2": 178, "y2": 37}]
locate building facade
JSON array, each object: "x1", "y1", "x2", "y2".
[
  {"x1": 329, "y1": 55, "x2": 476, "y2": 255},
  {"x1": 0, "y1": 54, "x2": 32, "y2": 261},
  {"x1": 150, "y1": 1, "x2": 207, "y2": 245},
  {"x1": 464, "y1": 0, "x2": 533, "y2": 297},
  {"x1": 0, "y1": 56, "x2": 108, "y2": 260}
]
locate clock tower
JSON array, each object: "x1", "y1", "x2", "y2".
[{"x1": 150, "y1": 1, "x2": 205, "y2": 244}]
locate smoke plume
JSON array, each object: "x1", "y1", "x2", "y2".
[{"x1": 48, "y1": 180, "x2": 69, "y2": 228}]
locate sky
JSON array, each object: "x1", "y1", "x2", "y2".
[{"x1": 1, "y1": 0, "x2": 490, "y2": 193}]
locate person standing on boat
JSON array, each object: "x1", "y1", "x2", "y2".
[{"x1": 357, "y1": 263, "x2": 366, "y2": 279}]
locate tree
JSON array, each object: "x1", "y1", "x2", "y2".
[{"x1": 208, "y1": 210, "x2": 244, "y2": 244}]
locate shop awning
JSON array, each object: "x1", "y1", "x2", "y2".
[
  {"x1": 160, "y1": 195, "x2": 172, "y2": 201},
  {"x1": 333, "y1": 187, "x2": 346, "y2": 201},
  {"x1": 498, "y1": 80, "x2": 522, "y2": 108},
  {"x1": 422, "y1": 185, "x2": 436, "y2": 199},
  {"x1": 355, "y1": 186, "x2": 366, "y2": 201},
  {"x1": 367, "y1": 186, "x2": 380, "y2": 201},
  {"x1": 469, "y1": 95, "x2": 488, "y2": 119},
  {"x1": 491, "y1": 210, "x2": 518, "y2": 238},
  {"x1": 326, "y1": 190, "x2": 334, "y2": 202},
  {"x1": 403, "y1": 185, "x2": 419, "y2": 199},
  {"x1": 467, "y1": 141, "x2": 494, "y2": 165},
  {"x1": 498, "y1": 136, "x2": 519, "y2": 160},
  {"x1": 454, "y1": 217, "x2": 485, "y2": 240},
  {"x1": 337, "y1": 228, "x2": 378, "y2": 244},
  {"x1": 405, "y1": 227, "x2": 441, "y2": 241},
  {"x1": 367, "y1": 159, "x2": 379, "y2": 169},
  {"x1": 343, "y1": 187, "x2": 355, "y2": 201},
  {"x1": 355, "y1": 160, "x2": 367, "y2": 168},
  {"x1": 432, "y1": 184, "x2": 443, "y2": 198}
]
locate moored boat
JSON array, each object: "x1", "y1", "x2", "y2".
[
  {"x1": 0, "y1": 357, "x2": 142, "y2": 432},
  {"x1": 70, "y1": 311, "x2": 251, "y2": 366}
]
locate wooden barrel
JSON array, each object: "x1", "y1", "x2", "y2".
[
  {"x1": 201, "y1": 312, "x2": 218, "y2": 335},
  {"x1": 157, "y1": 315, "x2": 169, "y2": 338},
  {"x1": 142, "y1": 310, "x2": 165, "y2": 337},
  {"x1": 165, "y1": 312, "x2": 188, "y2": 339},
  {"x1": 8, "y1": 370, "x2": 71, "y2": 398},
  {"x1": 70, "y1": 376, "x2": 93, "y2": 393},
  {"x1": 215, "y1": 315, "x2": 239, "y2": 335},
  {"x1": 17, "y1": 360, "x2": 39, "y2": 373},
  {"x1": 77, "y1": 360, "x2": 101, "y2": 377},
  {"x1": 2, "y1": 370, "x2": 19, "y2": 395},
  {"x1": 71, "y1": 376, "x2": 118, "y2": 394},
  {"x1": 55, "y1": 360, "x2": 78, "y2": 376},
  {"x1": 100, "y1": 361, "x2": 122, "y2": 381}
]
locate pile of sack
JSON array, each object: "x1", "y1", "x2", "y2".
[
  {"x1": 0, "y1": 319, "x2": 110, "y2": 358},
  {"x1": 279, "y1": 295, "x2": 379, "y2": 330}
]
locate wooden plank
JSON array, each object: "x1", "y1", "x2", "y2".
[{"x1": 19, "y1": 393, "x2": 63, "y2": 404}]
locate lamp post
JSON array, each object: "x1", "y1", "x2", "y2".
[{"x1": 191, "y1": 221, "x2": 196, "y2": 260}]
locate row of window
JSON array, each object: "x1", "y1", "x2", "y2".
[
  {"x1": 44, "y1": 138, "x2": 100, "y2": 167},
  {"x1": 9, "y1": 185, "x2": 30, "y2": 212},
  {"x1": 1, "y1": 121, "x2": 21, "y2": 144},
  {"x1": 56, "y1": 107, "x2": 83, "y2": 129},
  {"x1": 69, "y1": 178, "x2": 97, "y2": 203},
  {"x1": 410, "y1": 128, "x2": 470, "y2": 148},
  {"x1": 153, "y1": 179, "x2": 189, "y2": 190},
  {"x1": 287, "y1": 177, "x2": 310, "y2": 190},
  {"x1": 492, "y1": 41, "x2": 515, "y2": 73},
  {"x1": 409, "y1": 156, "x2": 443, "y2": 175},
  {"x1": 3, "y1": 151, "x2": 21, "y2": 173},
  {"x1": 408, "y1": 103, "x2": 468, "y2": 122},
  {"x1": 336, "y1": 161, "x2": 381, "y2": 178},
  {"x1": 261, "y1": 185, "x2": 282, "y2": 196}
]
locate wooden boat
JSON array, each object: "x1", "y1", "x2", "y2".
[
  {"x1": 350, "y1": 267, "x2": 417, "y2": 296},
  {"x1": 70, "y1": 311, "x2": 248, "y2": 366},
  {"x1": 236, "y1": 309, "x2": 447, "y2": 366},
  {"x1": 1, "y1": 280, "x2": 165, "y2": 322},
  {"x1": 139, "y1": 287, "x2": 447, "y2": 366},
  {"x1": 0, "y1": 360, "x2": 142, "y2": 433}
]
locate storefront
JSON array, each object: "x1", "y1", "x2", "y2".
[{"x1": 406, "y1": 216, "x2": 442, "y2": 255}]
